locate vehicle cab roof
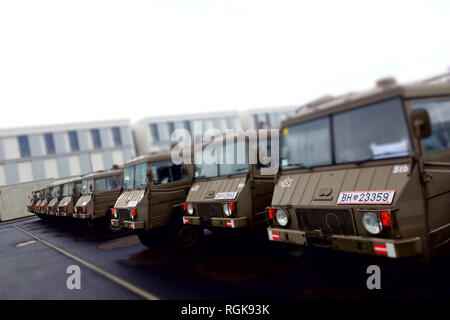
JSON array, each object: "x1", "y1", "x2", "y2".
[
  {"x1": 123, "y1": 152, "x2": 173, "y2": 167},
  {"x1": 284, "y1": 80, "x2": 450, "y2": 127}
]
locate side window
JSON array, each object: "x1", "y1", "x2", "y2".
[
  {"x1": 152, "y1": 162, "x2": 187, "y2": 185},
  {"x1": 95, "y1": 178, "x2": 107, "y2": 193},
  {"x1": 107, "y1": 175, "x2": 120, "y2": 190},
  {"x1": 412, "y1": 99, "x2": 450, "y2": 153},
  {"x1": 76, "y1": 183, "x2": 82, "y2": 195}
]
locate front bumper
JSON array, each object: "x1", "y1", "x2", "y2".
[
  {"x1": 267, "y1": 227, "x2": 423, "y2": 259},
  {"x1": 123, "y1": 220, "x2": 145, "y2": 230},
  {"x1": 73, "y1": 213, "x2": 90, "y2": 219},
  {"x1": 183, "y1": 216, "x2": 248, "y2": 229}
]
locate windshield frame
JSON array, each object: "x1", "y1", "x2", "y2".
[
  {"x1": 280, "y1": 97, "x2": 414, "y2": 172},
  {"x1": 81, "y1": 178, "x2": 94, "y2": 195},
  {"x1": 123, "y1": 166, "x2": 136, "y2": 190},
  {"x1": 194, "y1": 139, "x2": 250, "y2": 180}
]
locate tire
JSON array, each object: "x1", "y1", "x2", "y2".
[
  {"x1": 167, "y1": 208, "x2": 203, "y2": 250},
  {"x1": 170, "y1": 224, "x2": 203, "y2": 250}
]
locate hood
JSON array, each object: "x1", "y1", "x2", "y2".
[
  {"x1": 59, "y1": 196, "x2": 72, "y2": 207},
  {"x1": 272, "y1": 164, "x2": 410, "y2": 207},
  {"x1": 115, "y1": 190, "x2": 145, "y2": 208},
  {"x1": 48, "y1": 198, "x2": 60, "y2": 206},
  {"x1": 186, "y1": 176, "x2": 247, "y2": 202},
  {"x1": 76, "y1": 195, "x2": 92, "y2": 207}
]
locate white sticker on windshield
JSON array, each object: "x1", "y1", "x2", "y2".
[
  {"x1": 237, "y1": 183, "x2": 245, "y2": 189},
  {"x1": 190, "y1": 185, "x2": 200, "y2": 192},
  {"x1": 215, "y1": 192, "x2": 237, "y2": 200}
]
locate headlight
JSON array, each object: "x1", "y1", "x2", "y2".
[
  {"x1": 187, "y1": 204, "x2": 194, "y2": 215},
  {"x1": 276, "y1": 209, "x2": 289, "y2": 227},
  {"x1": 223, "y1": 203, "x2": 232, "y2": 216},
  {"x1": 362, "y1": 212, "x2": 383, "y2": 234}
]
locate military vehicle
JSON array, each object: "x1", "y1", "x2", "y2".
[
  {"x1": 27, "y1": 191, "x2": 39, "y2": 213},
  {"x1": 57, "y1": 178, "x2": 82, "y2": 217},
  {"x1": 183, "y1": 131, "x2": 276, "y2": 233},
  {"x1": 47, "y1": 184, "x2": 63, "y2": 216},
  {"x1": 266, "y1": 77, "x2": 450, "y2": 260},
  {"x1": 33, "y1": 189, "x2": 44, "y2": 214},
  {"x1": 112, "y1": 153, "x2": 201, "y2": 249},
  {"x1": 73, "y1": 168, "x2": 123, "y2": 232},
  {"x1": 38, "y1": 186, "x2": 52, "y2": 215}
]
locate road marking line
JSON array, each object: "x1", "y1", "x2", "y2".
[{"x1": 13, "y1": 224, "x2": 160, "y2": 300}]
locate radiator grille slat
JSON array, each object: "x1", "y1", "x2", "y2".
[
  {"x1": 196, "y1": 203, "x2": 223, "y2": 218},
  {"x1": 296, "y1": 209, "x2": 355, "y2": 236}
]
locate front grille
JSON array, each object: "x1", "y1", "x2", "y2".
[
  {"x1": 117, "y1": 209, "x2": 131, "y2": 220},
  {"x1": 296, "y1": 209, "x2": 355, "y2": 236},
  {"x1": 196, "y1": 203, "x2": 223, "y2": 218}
]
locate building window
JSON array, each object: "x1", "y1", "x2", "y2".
[
  {"x1": 68, "y1": 131, "x2": 79, "y2": 152},
  {"x1": 18, "y1": 135, "x2": 31, "y2": 158},
  {"x1": 112, "y1": 127, "x2": 122, "y2": 147},
  {"x1": 44, "y1": 133, "x2": 55, "y2": 154},
  {"x1": 167, "y1": 122, "x2": 175, "y2": 136},
  {"x1": 149, "y1": 124, "x2": 159, "y2": 142},
  {"x1": 91, "y1": 129, "x2": 102, "y2": 149},
  {"x1": 227, "y1": 117, "x2": 236, "y2": 130},
  {"x1": 183, "y1": 120, "x2": 191, "y2": 134}
]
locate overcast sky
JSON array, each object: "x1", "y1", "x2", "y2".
[{"x1": 1, "y1": 0, "x2": 449, "y2": 129}]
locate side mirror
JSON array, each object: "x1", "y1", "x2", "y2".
[{"x1": 410, "y1": 108, "x2": 431, "y2": 139}]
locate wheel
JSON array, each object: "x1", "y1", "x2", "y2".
[
  {"x1": 171, "y1": 224, "x2": 203, "y2": 250},
  {"x1": 166, "y1": 208, "x2": 203, "y2": 250}
]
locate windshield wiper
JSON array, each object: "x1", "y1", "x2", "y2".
[
  {"x1": 354, "y1": 152, "x2": 409, "y2": 165},
  {"x1": 282, "y1": 162, "x2": 312, "y2": 170}
]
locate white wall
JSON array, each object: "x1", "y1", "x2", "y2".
[
  {"x1": 44, "y1": 158, "x2": 59, "y2": 179},
  {"x1": 0, "y1": 165, "x2": 6, "y2": 186},
  {"x1": 17, "y1": 161, "x2": 34, "y2": 183},
  {"x1": 90, "y1": 152, "x2": 104, "y2": 172},
  {"x1": 2, "y1": 137, "x2": 20, "y2": 160},
  {"x1": 68, "y1": 155, "x2": 81, "y2": 176},
  {"x1": 112, "y1": 150, "x2": 124, "y2": 166}
]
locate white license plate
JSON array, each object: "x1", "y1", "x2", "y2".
[
  {"x1": 337, "y1": 190, "x2": 395, "y2": 205},
  {"x1": 215, "y1": 192, "x2": 237, "y2": 200}
]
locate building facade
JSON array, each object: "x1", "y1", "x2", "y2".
[
  {"x1": 239, "y1": 105, "x2": 298, "y2": 130},
  {"x1": 132, "y1": 111, "x2": 241, "y2": 155},
  {"x1": 0, "y1": 120, "x2": 134, "y2": 186}
]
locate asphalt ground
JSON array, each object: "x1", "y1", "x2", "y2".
[{"x1": 0, "y1": 215, "x2": 449, "y2": 300}]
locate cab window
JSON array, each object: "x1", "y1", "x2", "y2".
[
  {"x1": 95, "y1": 176, "x2": 121, "y2": 193},
  {"x1": 333, "y1": 98, "x2": 411, "y2": 163},
  {"x1": 412, "y1": 99, "x2": 450, "y2": 153},
  {"x1": 152, "y1": 162, "x2": 186, "y2": 185}
]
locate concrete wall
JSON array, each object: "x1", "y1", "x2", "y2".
[{"x1": 0, "y1": 179, "x2": 54, "y2": 221}]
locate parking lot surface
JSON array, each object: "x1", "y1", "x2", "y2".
[{"x1": 0, "y1": 216, "x2": 448, "y2": 300}]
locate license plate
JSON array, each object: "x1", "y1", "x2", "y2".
[
  {"x1": 215, "y1": 192, "x2": 237, "y2": 200},
  {"x1": 337, "y1": 190, "x2": 395, "y2": 205}
]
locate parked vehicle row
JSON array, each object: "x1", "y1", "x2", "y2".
[{"x1": 28, "y1": 78, "x2": 450, "y2": 260}]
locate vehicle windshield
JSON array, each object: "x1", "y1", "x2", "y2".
[
  {"x1": 123, "y1": 166, "x2": 135, "y2": 190},
  {"x1": 51, "y1": 187, "x2": 60, "y2": 197},
  {"x1": 81, "y1": 179, "x2": 94, "y2": 195},
  {"x1": 194, "y1": 139, "x2": 249, "y2": 179},
  {"x1": 135, "y1": 163, "x2": 148, "y2": 188},
  {"x1": 281, "y1": 98, "x2": 412, "y2": 170},
  {"x1": 63, "y1": 183, "x2": 74, "y2": 196}
]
